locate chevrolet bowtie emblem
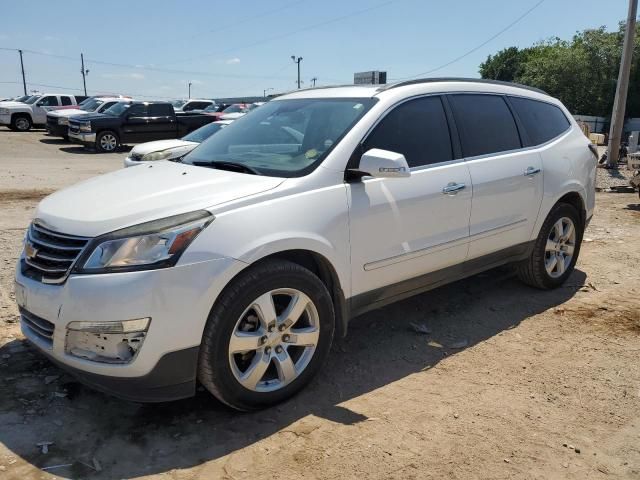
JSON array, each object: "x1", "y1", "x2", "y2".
[{"x1": 25, "y1": 242, "x2": 38, "y2": 259}]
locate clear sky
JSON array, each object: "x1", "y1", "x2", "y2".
[{"x1": 0, "y1": 0, "x2": 632, "y2": 100}]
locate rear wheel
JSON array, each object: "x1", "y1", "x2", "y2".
[
  {"x1": 96, "y1": 131, "x2": 118, "y2": 152},
  {"x1": 11, "y1": 114, "x2": 32, "y2": 132},
  {"x1": 517, "y1": 203, "x2": 583, "y2": 289},
  {"x1": 198, "y1": 259, "x2": 335, "y2": 411}
]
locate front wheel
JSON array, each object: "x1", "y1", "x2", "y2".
[
  {"x1": 11, "y1": 114, "x2": 32, "y2": 132},
  {"x1": 517, "y1": 203, "x2": 583, "y2": 289},
  {"x1": 198, "y1": 260, "x2": 335, "y2": 411},
  {"x1": 96, "y1": 131, "x2": 119, "y2": 152}
]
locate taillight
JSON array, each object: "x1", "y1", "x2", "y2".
[{"x1": 588, "y1": 143, "x2": 599, "y2": 160}]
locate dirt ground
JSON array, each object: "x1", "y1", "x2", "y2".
[{"x1": 0, "y1": 128, "x2": 639, "y2": 480}]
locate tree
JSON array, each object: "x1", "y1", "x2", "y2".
[{"x1": 479, "y1": 23, "x2": 640, "y2": 117}]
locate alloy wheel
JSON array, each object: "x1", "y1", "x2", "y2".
[
  {"x1": 228, "y1": 288, "x2": 320, "y2": 393},
  {"x1": 544, "y1": 216, "x2": 576, "y2": 278},
  {"x1": 15, "y1": 118, "x2": 29, "y2": 131},
  {"x1": 100, "y1": 134, "x2": 117, "y2": 151}
]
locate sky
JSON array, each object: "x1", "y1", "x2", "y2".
[{"x1": 0, "y1": 0, "x2": 633, "y2": 100}]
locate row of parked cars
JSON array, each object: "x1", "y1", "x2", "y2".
[{"x1": 0, "y1": 93, "x2": 262, "y2": 156}]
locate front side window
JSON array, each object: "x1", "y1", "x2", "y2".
[
  {"x1": 448, "y1": 94, "x2": 521, "y2": 158},
  {"x1": 103, "y1": 102, "x2": 130, "y2": 116},
  {"x1": 38, "y1": 96, "x2": 59, "y2": 107},
  {"x1": 508, "y1": 96, "x2": 570, "y2": 146},
  {"x1": 127, "y1": 104, "x2": 148, "y2": 117},
  {"x1": 363, "y1": 96, "x2": 453, "y2": 168},
  {"x1": 184, "y1": 98, "x2": 376, "y2": 177}
]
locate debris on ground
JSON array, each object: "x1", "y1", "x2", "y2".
[{"x1": 409, "y1": 322, "x2": 432, "y2": 335}]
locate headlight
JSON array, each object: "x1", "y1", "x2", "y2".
[
  {"x1": 58, "y1": 117, "x2": 69, "y2": 125},
  {"x1": 0, "y1": 108, "x2": 8, "y2": 114},
  {"x1": 79, "y1": 122, "x2": 91, "y2": 132},
  {"x1": 141, "y1": 150, "x2": 173, "y2": 162},
  {"x1": 75, "y1": 210, "x2": 213, "y2": 274}
]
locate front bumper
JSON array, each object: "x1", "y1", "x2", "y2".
[
  {"x1": 15, "y1": 255, "x2": 246, "y2": 402},
  {"x1": 0, "y1": 113, "x2": 11, "y2": 126},
  {"x1": 46, "y1": 123, "x2": 69, "y2": 137},
  {"x1": 68, "y1": 131, "x2": 96, "y2": 145}
]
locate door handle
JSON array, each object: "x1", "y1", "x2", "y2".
[
  {"x1": 442, "y1": 182, "x2": 466, "y2": 195},
  {"x1": 524, "y1": 166, "x2": 541, "y2": 176}
]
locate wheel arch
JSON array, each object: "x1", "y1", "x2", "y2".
[
  {"x1": 532, "y1": 184, "x2": 588, "y2": 240},
  {"x1": 11, "y1": 111, "x2": 32, "y2": 123},
  {"x1": 221, "y1": 248, "x2": 350, "y2": 338}
]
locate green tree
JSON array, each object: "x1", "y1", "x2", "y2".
[{"x1": 479, "y1": 23, "x2": 640, "y2": 117}]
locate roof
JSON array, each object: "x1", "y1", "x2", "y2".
[{"x1": 276, "y1": 77, "x2": 549, "y2": 101}]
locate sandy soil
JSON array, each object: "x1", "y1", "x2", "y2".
[{"x1": 0, "y1": 129, "x2": 639, "y2": 480}]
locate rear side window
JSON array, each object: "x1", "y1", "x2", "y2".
[
  {"x1": 363, "y1": 96, "x2": 453, "y2": 168},
  {"x1": 61, "y1": 96, "x2": 73, "y2": 106},
  {"x1": 508, "y1": 96, "x2": 570, "y2": 146},
  {"x1": 149, "y1": 104, "x2": 174, "y2": 116},
  {"x1": 448, "y1": 94, "x2": 521, "y2": 158}
]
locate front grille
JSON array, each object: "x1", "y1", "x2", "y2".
[
  {"x1": 20, "y1": 308, "x2": 55, "y2": 348},
  {"x1": 21, "y1": 222, "x2": 90, "y2": 284},
  {"x1": 68, "y1": 121, "x2": 80, "y2": 133},
  {"x1": 46, "y1": 115, "x2": 57, "y2": 129}
]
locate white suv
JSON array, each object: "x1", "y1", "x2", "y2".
[{"x1": 15, "y1": 79, "x2": 596, "y2": 410}]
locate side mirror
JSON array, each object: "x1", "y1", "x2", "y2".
[{"x1": 353, "y1": 148, "x2": 411, "y2": 178}]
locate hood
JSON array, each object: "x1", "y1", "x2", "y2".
[
  {"x1": 70, "y1": 112, "x2": 109, "y2": 123},
  {"x1": 130, "y1": 139, "x2": 198, "y2": 156},
  {"x1": 35, "y1": 161, "x2": 285, "y2": 237},
  {"x1": 48, "y1": 109, "x2": 87, "y2": 118},
  {"x1": 0, "y1": 102, "x2": 30, "y2": 110}
]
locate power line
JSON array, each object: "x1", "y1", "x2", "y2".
[
  {"x1": 159, "y1": 0, "x2": 408, "y2": 66},
  {"x1": 394, "y1": 0, "x2": 546, "y2": 81}
]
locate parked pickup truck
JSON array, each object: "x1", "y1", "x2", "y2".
[
  {"x1": 68, "y1": 101, "x2": 219, "y2": 152},
  {"x1": 46, "y1": 97, "x2": 132, "y2": 139},
  {"x1": 0, "y1": 93, "x2": 87, "y2": 131}
]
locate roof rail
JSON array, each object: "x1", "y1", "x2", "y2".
[{"x1": 378, "y1": 77, "x2": 548, "y2": 95}]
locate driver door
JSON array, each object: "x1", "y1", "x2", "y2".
[
  {"x1": 33, "y1": 95, "x2": 59, "y2": 124},
  {"x1": 348, "y1": 95, "x2": 472, "y2": 305}
]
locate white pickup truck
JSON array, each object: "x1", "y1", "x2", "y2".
[{"x1": 0, "y1": 93, "x2": 87, "y2": 131}]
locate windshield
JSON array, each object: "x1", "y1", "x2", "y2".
[
  {"x1": 203, "y1": 104, "x2": 223, "y2": 113},
  {"x1": 103, "y1": 102, "x2": 129, "y2": 116},
  {"x1": 25, "y1": 96, "x2": 41, "y2": 105},
  {"x1": 184, "y1": 98, "x2": 376, "y2": 177},
  {"x1": 223, "y1": 104, "x2": 246, "y2": 114},
  {"x1": 15, "y1": 95, "x2": 31, "y2": 103},
  {"x1": 182, "y1": 122, "x2": 226, "y2": 143},
  {"x1": 171, "y1": 100, "x2": 186, "y2": 109},
  {"x1": 80, "y1": 99, "x2": 104, "y2": 112}
]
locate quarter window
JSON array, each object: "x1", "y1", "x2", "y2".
[
  {"x1": 508, "y1": 96, "x2": 570, "y2": 146},
  {"x1": 448, "y1": 94, "x2": 521, "y2": 158},
  {"x1": 363, "y1": 96, "x2": 453, "y2": 168}
]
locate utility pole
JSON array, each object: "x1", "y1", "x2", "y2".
[
  {"x1": 18, "y1": 49, "x2": 26, "y2": 95},
  {"x1": 310, "y1": 77, "x2": 318, "y2": 87},
  {"x1": 188, "y1": 82, "x2": 192, "y2": 98},
  {"x1": 263, "y1": 87, "x2": 274, "y2": 98},
  {"x1": 607, "y1": 0, "x2": 638, "y2": 167},
  {"x1": 291, "y1": 55, "x2": 303, "y2": 89},
  {"x1": 80, "y1": 53, "x2": 89, "y2": 96}
]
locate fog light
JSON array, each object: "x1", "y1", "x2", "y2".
[{"x1": 65, "y1": 318, "x2": 150, "y2": 364}]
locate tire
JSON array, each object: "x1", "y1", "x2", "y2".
[
  {"x1": 517, "y1": 203, "x2": 583, "y2": 289},
  {"x1": 198, "y1": 259, "x2": 335, "y2": 411},
  {"x1": 96, "y1": 130, "x2": 119, "y2": 153},
  {"x1": 11, "y1": 114, "x2": 32, "y2": 132}
]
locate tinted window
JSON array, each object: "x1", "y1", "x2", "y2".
[
  {"x1": 99, "y1": 101, "x2": 116, "y2": 111},
  {"x1": 449, "y1": 94, "x2": 521, "y2": 157},
  {"x1": 149, "y1": 104, "x2": 174, "y2": 116},
  {"x1": 38, "y1": 96, "x2": 59, "y2": 107},
  {"x1": 61, "y1": 96, "x2": 73, "y2": 106},
  {"x1": 127, "y1": 104, "x2": 147, "y2": 116},
  {"x1": 508, "y1": 96, "x2": 570, "y2": 146},
  {"x1": 363, "y1": 96, "x2": 452, "y2": 168}
]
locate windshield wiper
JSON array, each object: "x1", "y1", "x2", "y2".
[{"x1": 191, "y1": 160, "x2": 261, "y2": 175}]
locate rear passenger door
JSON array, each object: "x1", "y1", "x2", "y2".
[
  {"x1": 348, "y1": 95, "x2": 472, "y2": 300},
  {"x1": 147, "y1": 104, "x2": 176, "y2": 140},
  {"x1": 448, "y1": 93, "x2": 543, "y2": 260}
]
